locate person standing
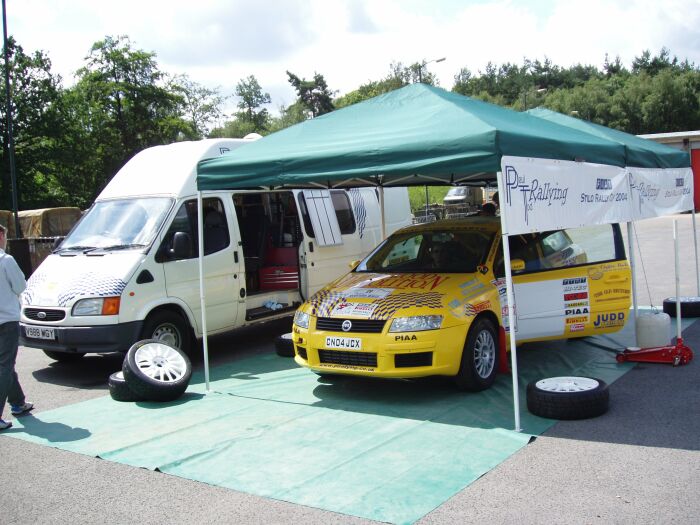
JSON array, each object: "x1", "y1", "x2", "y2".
[{"x1": 0, "y1": 224, "x2": 33, "y2": 430}]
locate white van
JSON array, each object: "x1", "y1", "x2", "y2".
[{"x1": 19, "y1": 139, "x2": 412, "y2": 361}]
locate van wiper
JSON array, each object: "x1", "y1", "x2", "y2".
[
  {"x1": 99, "y1": 243, "x2": 147, "y2": 251},
  {"x1": 57, "y1": 245, "x2": 98, "y2": 254}
]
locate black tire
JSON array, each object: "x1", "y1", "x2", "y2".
[
  {"x1": 275, "y1": 332, "x2": 295, "y2": 357},
  {"x1": 122, "y1": 339, "x2": 192, "y2": 402},
  {"x1": 108, "y1": 371, "x2": 143, "y2": 402},
  {"x1": 527, "y1": 376, "x2": 609, "y2": 420},
  {"x1": 454, "y1": 318, "x2": 499, "y2": 392},
  {"x1": 662, "y1": 297, "x2": 700, "y2": 318},
  {"x1": 43, "y1": 350, "x2": 85, "y2": 362},
  {"x1": 141, "y1": 310, "x2": 192, "y2": 355}
]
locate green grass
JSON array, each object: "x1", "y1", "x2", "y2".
[{"x1": 408, "y1": 186, "x2": 450, "y2": 212}]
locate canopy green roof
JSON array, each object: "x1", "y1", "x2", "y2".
[
  {"x1": 526, "y1": 107, "x2": 690, "y2": 169},
  {"x1": 198, "y1": 84, "x2": 631, "y2": 190}
]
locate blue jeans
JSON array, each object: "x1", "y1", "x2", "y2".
[{"x1": 0, "y1": 321, "x2": 25, "y2": 419}]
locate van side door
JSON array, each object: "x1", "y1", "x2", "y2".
[{"x1": 156, "y1": 196, "x2": 244, "y2": 334}]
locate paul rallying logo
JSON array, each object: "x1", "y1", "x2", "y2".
[{"x1": 504, "y1": 166, "x2": 568, "y2": 224}]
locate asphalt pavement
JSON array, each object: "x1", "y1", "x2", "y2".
[{"x1": 2, "y1": 214, "x2": 699, "y2": 524}]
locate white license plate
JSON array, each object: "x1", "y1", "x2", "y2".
[
  {"x1": 325, "y1": 336, "x2": 362, "y2": 350},
  {"x1": 25, "y1": 326, "x2": 56, "y2": 340}
]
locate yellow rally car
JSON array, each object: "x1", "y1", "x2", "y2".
[{"x1": 292, "y1": 216, "x2": 631, "y2": 391}]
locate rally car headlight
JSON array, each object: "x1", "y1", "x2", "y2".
[
  {"x1": 294, "y1": 311, "x2": 310, "y2": 329},
  {"x1": 72, "y1": 297, "x2": 121, "y2": 316},
  {"x1": 389, "y1": 315, "x2": 443, "y2": 332}
]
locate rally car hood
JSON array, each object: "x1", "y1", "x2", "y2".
[{"x1": 305, "y1": 271, "x2": 489, "y2": 321}]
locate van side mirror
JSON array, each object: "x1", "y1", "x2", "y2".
[
  {"x1": 348, "y1": 259, "x2": 361, "y2": 270},
  {"x1": 510, "y1": 259, "x2": 526, "y2": 272},
  {"x1": 171, "y1": 231, "x2": 192, "y2": 259}
]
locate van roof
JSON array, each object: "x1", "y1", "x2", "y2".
[{"x1": 97, "y1": 138, "x2": 257, "y2": 201}]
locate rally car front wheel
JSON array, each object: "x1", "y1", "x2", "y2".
[{"x1": 454, "y1": 318, "x2": 498, "y2": 392}]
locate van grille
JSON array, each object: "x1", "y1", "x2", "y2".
[
  {"x1": 318, "y1": 350, "x2": 377, "y2": 368},
  {"x1": 315, "y1": 318, "x2": 385, "y2": 333},
  {"x1": 395, "y1": 352, "x2": 433, "y2": 368},
  {"x1": 24, "y1": 308, "x2": 65, "y2": 322}
]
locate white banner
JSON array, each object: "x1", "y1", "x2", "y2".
[
  {"x1": 499, "y1": 157, "x2": 694, "y2": 235},
  {"x1": 499, "y1": 156, "x2": 630, "y2": 235},
  {"x1": 628, "y1": 166, "x2": 694, "y2": 220}
]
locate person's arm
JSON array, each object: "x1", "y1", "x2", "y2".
[{"x1": 3, "y1": 255, "x2": 27, "y2": 295}]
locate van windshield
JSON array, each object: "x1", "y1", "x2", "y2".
[{"x1": 60, "y1": 197, "x2": 173, "y2": 251}]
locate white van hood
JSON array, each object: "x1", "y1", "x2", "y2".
[{"x1": 24, "y1": 252, "x2": 143, "y2": 307}]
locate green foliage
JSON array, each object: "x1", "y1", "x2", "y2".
[
  {"x1": 234, "y1": 75, "x2": 271, "y2": 132},
  {"x1": 408, "y1": 186, "x2": 450, "y2": 212},
  {"x1": 168, "y1": 74, "x2": 227, "y2": 139},
  {"x1": 286, "y1": 71, "x2": 335, "y2": 118}
]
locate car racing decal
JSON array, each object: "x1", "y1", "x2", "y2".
[
  {"x1": 308, "y1": 288, "x2": 444, "y2": 320},
  {"x1": 24, "y1": 269, "x2": 127, "y2": 307}
]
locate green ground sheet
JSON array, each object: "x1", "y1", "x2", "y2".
[{"x1": 8, "y1": 314, "x2": 678, "y2": 524}]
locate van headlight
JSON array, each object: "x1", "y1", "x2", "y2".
[
  {"x1": 389, "y1": 315, "x2": 443, "y2": 332},
  {"x1": 72, "y1": 297, "x2": 121, "y2": 316},
  {"x1": 294, "y1": 311, "x2": 310, "y2": 329}
]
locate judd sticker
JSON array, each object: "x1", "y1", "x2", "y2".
[
  {"x1": 593, "y1": 312, "x2": 625, "y2": 328},
  {"x1": 330, "y1": 302, "x2": 378, "y2": 318}
]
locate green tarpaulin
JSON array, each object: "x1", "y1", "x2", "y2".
[
  {"x1": 197, "y1": 84, "x2": 632, "y2": 190},
  {"x1": 526, "y1": 107, "x2": 690, "y2": 169}
]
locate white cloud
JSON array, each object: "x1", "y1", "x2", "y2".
[{"x1": 7, "y1": 0, "x2": 700, "y2": 113}]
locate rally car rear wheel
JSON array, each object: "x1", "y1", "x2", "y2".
[{"x1": 454, "y1": 318, "x2": 498, "y2": 392}]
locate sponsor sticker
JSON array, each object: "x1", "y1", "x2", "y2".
[
  {"x1": 330, "y1": 302, "x2": 378, "y2": 318},
  {"x1": 465, "y1": 300, "x2": 491, "y2": 316},
  {"x1": 566, "y1": 316, "x2": 588, "y2": 324},
  {"x1": 569, "y1": 323, "x2": 585, "y2": 332},
  {"x1": 343, "y1": 287, "x2": 393, "y2": 299},
  {"x1": 564, "y1": 292, "x2": 588, "y2": 301},
  {"x1": 593, "y1": 312, "x2": 626, "y2": 328}
]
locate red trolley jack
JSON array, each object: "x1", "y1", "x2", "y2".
[{"x1": 616, "y1": 338, "x2": 694, "y2": 366}]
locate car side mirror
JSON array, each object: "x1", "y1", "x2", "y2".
[
  {"x1": 171, "y1": 231, "x2": 192, "y2": 259},
  {"x1": 510, "y1": 259, "x2": 526, "y2": 272},
  {"x1": 348, "y1": 259, "x2": 361, "y2": 270}
]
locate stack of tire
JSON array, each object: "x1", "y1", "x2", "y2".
[{"x1": 108, "y1": 339, "x2": 193, "y2": 402}]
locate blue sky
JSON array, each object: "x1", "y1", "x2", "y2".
[{"x1": 7, "y1": 0, "x2": 700, "y2": 118}]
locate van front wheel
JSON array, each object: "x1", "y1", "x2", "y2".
[
  {"x1": 141, "y1": 311, "x2": 191, "y2": 356},
  {"x1": 454, "y1": 318, "x2": 498, "y2": 392}
]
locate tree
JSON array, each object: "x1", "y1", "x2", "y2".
[
  {"x1": 286, "y1": 71, "x2": 335, "y2": 118},
  {"x1": 70, "y1": 35, "x2": 189, "y2": 196},
  {"x1": 0, "y1": 37, "x2": 66, "y2": 210},
  {"x1": 168, "y1": 74, "x2": 227, "y2": 139},
  {"x1": 234, "y1": 75, "x2": 271, "y2": 132}
]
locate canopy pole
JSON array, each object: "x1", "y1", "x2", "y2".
[
  {"x1": 197, "y1": 191, "x2": 211, "y2": 392},
  {"x1": 378, "y1": 186, "x2": 386, "y2": 239},
  {"x1": 692, "y1": 211, "x2": 700, "y2": 295},
  {"x1": 674, "y1": 220, "x2": 683, "y2": 340},
  {"x1": 497, "y1": 171, "x2": 521, "y2": 433},
  {"x1": 627, "y1": 222, "x2": 638, "y2": 341}
]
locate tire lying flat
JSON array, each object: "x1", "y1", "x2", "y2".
[
  {"x1": 275, "y1": 333, "x2": 295, "y2": 357},
  {"x1": 122, "y1": 339, "x2": 192, "y2": 402},
  {"x1": 527, "y1": 376, "x2": 609, "y2": 420},
  {"x1": 662, "y1": 297, "x2": 700, "y2": 318},
  {"x1": 108, "y1": 371, "x2": 143, "y2": 402}
]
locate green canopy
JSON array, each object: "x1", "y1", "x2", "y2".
[
  {"x1": 197, "y1": 84, "x2": 629, "y2": 190},
  {"x1": 526, "y1": 107, "x2": 690, "y2": 169}
]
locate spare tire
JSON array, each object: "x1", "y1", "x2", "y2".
[
  {"x1": 662, "y1": 297, "x2": 700, "y2": 318},
  {"x1": 108, "y1": 371, "x2": 143, "y2": 402},
  {"x1": 275, "y1": 332, "x2": 295, "y2": 357},
  {"x1": 527, "y1": 376, "x2": 609, "y2": 420},
  {"x1": 122, "y1": 339, "x2": 192, "y2": 402}
]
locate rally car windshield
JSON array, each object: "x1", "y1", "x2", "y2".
[{"x1": 356, "y1": 229, "x2": 493, "y2": 273}]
